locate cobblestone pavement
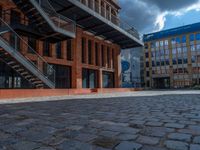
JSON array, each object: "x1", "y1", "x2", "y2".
[{"x1": 1, "y1": 92, "x2": 200, "y2": 150}]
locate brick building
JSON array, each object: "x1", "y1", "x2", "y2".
[
  {"x1": 0, "y1": 0, "x2": 142, "y2": 90},
  {"x1": 143, "y1": 23, "x2": 200, "y2": 89}
]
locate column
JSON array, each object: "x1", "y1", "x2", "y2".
[
  {"x1": 72, "y1": 27, "x2": 83, "y2": 88},
  {"x1": 98, "y1": 69, "x2": 103, "y2": 88},
  {"x1": 114, "y1": 46, "x2": 121, "y2": 88},
  {"x1": 109, "y1": 6, "x2": 112, "y2": 21},
  {"x1": 98, "y1": 0, "x2": 101, "y2": 14},
  {"x1": 104, "y1": 2, "x2": 106, "y2": 18}
]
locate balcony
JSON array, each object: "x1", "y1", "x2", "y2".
[{"x1": 48, "y1": 0, "x2": 143, "y2": 48}]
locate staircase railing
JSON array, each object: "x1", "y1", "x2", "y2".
[
  {"x1": 34, "y1": 0, "x2": 76, "y2": 36},
  {"x1": 0, "y1": 18, "x2": 55, "y2": 88}
]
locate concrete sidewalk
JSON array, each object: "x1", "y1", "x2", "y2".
[{"x1": 1, "y1": 90, "x2": 200, "y2": 104}]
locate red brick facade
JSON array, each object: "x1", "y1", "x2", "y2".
[{"x1": 0, "y1": 0, "x2": 121, "y2": 89}]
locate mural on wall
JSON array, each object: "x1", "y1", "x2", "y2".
[{"x1": 121, "y1": 47, "x2": 143, "y2": 88}]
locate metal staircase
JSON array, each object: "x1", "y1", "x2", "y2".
[
  {"x1": 0, "y1": 18, "x2": 55, "y2": 89},
  {"x1": 12, "y1": 0, "x2": 76, "y2": 42}
]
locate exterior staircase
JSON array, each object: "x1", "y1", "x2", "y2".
[
  {"x1": 0, "y1": 18, "x2": 55, "y2": 88},
  {"x1": 12, "y1": 0, "x2": 76, "y2": 42}
]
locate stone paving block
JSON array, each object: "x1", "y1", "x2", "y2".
[
  {"x1": 74, "y1": 133, "x2": 98, "y2": 142},
  {"x1": 136, "y1": 135, "x2": 160, "y2": 145},
  {"x1": 35, "y1": 147, "x2": 56, "y2": 150},
  {"x1": 12, "y1": 141, "x2": 41, "y2": 150},
  {"x1": 117, "y1": 134, "x2": 138, "y2": 141},
  {"x1": 168, "y1": 133, "x2": 192, "y2": 142},
  {"x1": 188, "y1": 125, "x2": 200, "y2": 135},
  {"x1": 56, "y1": 140, "x2": 92, "y2": 150},
  {"x1": 141, "y1": 127, "x2": 174, "y2": 137},
  {"x1": 165, "y1": 123, "x2": 185, "y2": 129},
  {"x1": 142, "y1": 145, "x2": 167, "y2": 150},
  {"x1": 98, "y1": 130, "x2": 120, "y2": 138},
  {"x1": 146, "y1": 121, "x2": 163, "y2": 127},
  {"x1": 190, "y1": 144, "x2": 200, "y2": 150},
  {"x1": 115, "y1": 141, "x2": 142, "y2": 150},
  {"x1": 164, "y1": 140, "x2": 189, "y2": 150},
  {"x1": 193, "y1": 136, "x2": 200, "y2": 144}
]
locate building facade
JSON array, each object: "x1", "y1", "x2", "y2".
[
  {"x1": 0, "y1": 0, "x2": 142, "y2": 89},
  {"x1": 144, "y1": 23, "x2": 200, "y2": 89}
]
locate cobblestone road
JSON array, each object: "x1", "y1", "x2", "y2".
[{"x1": 1, "y1": 92, "x2": 200, "y2": 150}]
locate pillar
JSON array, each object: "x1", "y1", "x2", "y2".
[
  {"x1": 114, "y1": 46, "x2": 121, "y2": 88},
  {"x1": 72, "y1": 27, "x2": 83, "y2": 88}
]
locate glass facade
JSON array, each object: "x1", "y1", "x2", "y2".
[
  {"x1": 145, "y1": 32, "x2": 200, "y2": 88},
  {"x1": 82, "y1": 68, "x2": 98, "y2": 88},
  {"x1": 103, "y1": 71, "x2": 114, "y2": 88}
]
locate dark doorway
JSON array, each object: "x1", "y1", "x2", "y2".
[{"x1": 153, "y1": 77, "x2": 170, "y2": 89}]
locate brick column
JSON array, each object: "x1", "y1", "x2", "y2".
[
  {"x1": 72, "y1": 27, "x2": 83, "y2": 88},
  {"x1": 98, "y1": 69, "x2": 103, "y2": 88},
  {"x1": 51, "y1": 43, "x2": 56, "y2": 58},
  {"x1": 114, "y1": 47, "x2": 121, "y2": 88}
]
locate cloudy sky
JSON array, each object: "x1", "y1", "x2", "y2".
[{"x1": 118, "y1": 0, "x2": 200, "y2": 34}]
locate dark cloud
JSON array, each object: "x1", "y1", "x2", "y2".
[
  {"x1": 142, "y1": 0, "x2": 199, "y2": 11},
  {"x1": 118, "y1": 0, "x2": 199, "y2": 34}
]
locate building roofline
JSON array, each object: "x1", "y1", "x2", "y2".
[{"x1": 143, "y1": 22, "x2": 200, "y2": 42}]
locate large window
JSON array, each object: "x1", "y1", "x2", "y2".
[
  {"x1": 28, "y1": 37, "x2": 36, "y2": 53},
  {"x1": 182, "y1": 35, "x2": 186, "y2": 43},
  {"x1": 56, "y1": 42, "x2": 62, "y2": 59},
  {"x1": 67, "y1": 39, "x2": 72, "y2": 61},
  {"x1": 43, "y1": 41, "x2": 50, "y2": 57},
  {"x1": 54, "y1": 65, "x2": 71, "y2": 88},
  {"x1": 191, "y1": 45, "x2": 196, "y2": 52},
  {"x1": 10, "y1": 33, "x2": 20, "y2": 51},
  {"x1": 88, "y1": 40, "x2": 92, "y2": 64},
  {"x1": 176, "y1": 37, "x2": 181, "y2": 44},
  {"x1": 190, "y1": 34, "x2": 195, "y2": 41},
  {"x1": 82, "y1": 68, "x2": 98, "y2": 88},
  {"x1": 107, "y1": 47, "x2": 110, "y2": 68},
  {"x1": 95, "y1": 42, "x2": 99, "y2": 66},
  {"x1": 196, "y1": 33, "x2": 200, "y2": 41},
  {"x1": 103, "y1": 71, "x2": 114, "y2": 88},
  {"x1": 10, "y1": 10, "x2": 21, "y2": 24},
  {"x1": 82, "y1": 38, "x2": 86, "y2": 63},
  {"x1": 101, "y1": 45, "x2": 105, "y2": 67}
]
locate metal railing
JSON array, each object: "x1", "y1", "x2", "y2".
[
  {"x1": 0, "y1": 18, "x2": 55, "y2": 88},
  {"x1": 77, "y1": 0, "x2": 140, "y2": 40},
  {"x1": 35, "y1": 0, "x2": 76, "y2": 35}
]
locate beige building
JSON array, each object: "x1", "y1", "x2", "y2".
[{"x1": 143, "y1": 23, "x2": 200, "y2": 88}]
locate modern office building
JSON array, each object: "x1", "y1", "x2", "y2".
[
  {"x1": 0, "y1": 0, "x2": 142, "y2": 89},
  {"x1": 143, "y1": 23, "x2": 200, "y2": 89}
]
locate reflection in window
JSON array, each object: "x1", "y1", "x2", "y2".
[
  {"x1": 191, "y1": 45, "x2": 196, "y2": 52},
  {"x1": 190, "y1": 34, "x2": 195, "y2": 41},
  {"x1": 176, "y1": 37, "x2": 181, "y2": 44},
  {"x1": 182, "y1": 35, "x2": 186, "y2": 43},
  {"x1": 196, "y1": 33, "x2": 200, "y2": 41},
  {"x1": 171, "y1": 38, "x2": 176, "y2": 45},
  {"x1": 191, "y1": 56, "x2": 196, "y2": 63},
  {"x1": 172, "y1": 49, "x2": 176, "y2": 55},
  {"x1": 160, "y1": 41, "x2": 164, "y2": 47},
  {"x1": 173, "y1": 58, "x2": 177, "y2": 65},
  {"x1": 103, "y1": 71, "x2": 114, "y2": 88},
  {"x1": 164, "y1": 40, "x2": 168, "y2": 46},
  {"x1": 183, "y1": 47, "x2": 187, "y2": 53}
]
